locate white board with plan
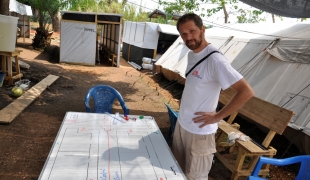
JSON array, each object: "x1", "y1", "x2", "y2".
[{"x1": 39, "y1": 112, "x2": 186, "y2": 180}]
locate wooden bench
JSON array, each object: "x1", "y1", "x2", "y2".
[
  {"x1": 100, "y1": 44, "x2": 117, "y2": 67},
  {"x1": 215, "y1": 87, "x2": 294, "y2": 180}
]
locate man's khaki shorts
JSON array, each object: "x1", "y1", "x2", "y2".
[{"x1": 172, "y1": 121, "x2": 216, "y2": 180}]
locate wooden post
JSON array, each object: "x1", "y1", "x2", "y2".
[
  {"x1": 114, "y1": 24, "x2": 117, "y2": 54},
  {"x1": 109, "y1": 24, "x2": 112, "y2": 50},
  {"x1": 153, "y1": 49, "x2": 157, "y2": 59},
  {"x1": 8, "y1": 56, "x2": 13, "y2": 85},
  {"x1": 1, "y1": 55, "x2": 6, "y2": 72},
  {"x1": 128, "y1": 44, "x2": 131, "y2": 61},
  {"x1": 23, "y1": 15, "x2": 25, "y2": 43}
]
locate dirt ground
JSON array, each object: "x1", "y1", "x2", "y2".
[{"x1": 0, "y1": 33, "x2": 301, "y2": 180}]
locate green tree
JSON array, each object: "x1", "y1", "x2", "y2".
[
  {"x1": 18, "y1": 0, "x2": 68, "y2": 32},
  {"x1": 236, "y1": 9, "x2": 265, "y2": 23},
  {"x1": 159, "y1": 0, "x2": 266, "y2": 24},
  {"x1": 159, "y1": 0, "x2": 200, "y2": 15}
]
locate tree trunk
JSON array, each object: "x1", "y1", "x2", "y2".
[
  {"x1": 38, "y1": 11, "x2": 44, "y2": 29},
  {"x1": 222, "y1": 2, "x2": 229, "y2": 23},
  {"x1": 32, "y1": 8, "x2": 39, "y2": 22},
  {"x1": 51, "y1": 14, "x2": 60, "y2": 32},
  {"x1": 0, "y1": 0, "x2": 10, "y2": 15},
  {"x1": 272, "y1": 14, "x2": 275, "y2": 23}
]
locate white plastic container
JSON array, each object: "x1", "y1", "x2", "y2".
[
  {"x1": 142, "y1": 57, "x2": 152, "y2": 64},
  {"x1": 0, "y1": 14, "x2": 18, "y2": 52},
  {"x1": 142, "y1": 62, "x2": 153, "y2": 70}
]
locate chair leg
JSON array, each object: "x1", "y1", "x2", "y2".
[{"x1": 166, "y1": 127, "x2": 172, "y2": 144}]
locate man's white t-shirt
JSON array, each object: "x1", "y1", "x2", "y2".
[{"x1": 178, "y1": 44, "x2": 243, "y2": 135}]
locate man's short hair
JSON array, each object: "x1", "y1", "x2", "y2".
[{"x1": 176, "y1": 13, "x2": 203, "y2": 31}]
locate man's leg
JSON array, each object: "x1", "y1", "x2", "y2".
[
  {"x1": 186, "y1": 133, "x2": 216, "y2": 180},
  {"x1": 171, "y1": 121, "x2": 186, "y2": 171}
]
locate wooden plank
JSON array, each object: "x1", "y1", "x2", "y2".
[
  {"x1": 0, "y1": 75, "x2": 59, "y2": 123},
  {"x1": 97, "y1": 20, "x2": 121, "y2": 24},
  {"x1": 61, "y1": 19, "x2": 96, "y2": 24},
  {"x1": 23, "y1": 15, "x2": 25, "y2": 42},
  {"x1": 11, "y1": 73, "x2": 23, "y2": 80},
  {"x1": 219, "y1": 88, "x2": 294, "y2": 135}
]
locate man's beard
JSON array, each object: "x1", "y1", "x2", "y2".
[{"x1": 185, "y1": 32, "x2": 203, "y2": 50}]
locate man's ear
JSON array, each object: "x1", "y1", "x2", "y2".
[{"x1": 201, "y1": 26, "x2": 205, "y2": 33}]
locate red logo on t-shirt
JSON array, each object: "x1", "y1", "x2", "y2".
[
  {"x1": 192, "y1": 70, "x2": 198, "y2": 76},
  {"x1": 192, "y1": 70, "x2": 202, "y2": 79}
]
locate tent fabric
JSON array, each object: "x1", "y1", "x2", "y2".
[
  {"x1": 123, "y1": 21, "x2": 159, "y2": 49},
  {"x1": 122, "y1": 42, "x2": 129, "y2": 61},
  {"x1": 128, "y1": 45, "x2": 154, "y2": 65},
  {"x1": 240, "y1": 0, "x2": 310, "y2": 18},
  {"x1": 155, "y1": 23, "x2": 310, "y2": 141},
  {"x1": 122, "y1": 21, "x2": 179, "y2": 50},
  {"x1": 60, "y1": 21, "x2": 96, "y2": 65},
  {"x1": 9, "y1": 0, "x2": 32, "y2": 16},
  {"x1": 157, "y1": 24, "x2": 179, "y2": 36}
]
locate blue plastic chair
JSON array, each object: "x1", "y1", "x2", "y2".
[
  {"x1": 164, "y1": 103, "x2": 178, "y2": 144},
  {"x1": 85, "y1": 85, "x2": 129, "y2": 115},
  {"x1": 248, "y1": 155, "x2": 310, "y2": 180}
]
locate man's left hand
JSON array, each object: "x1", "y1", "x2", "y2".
[{"x1": 193, "y1": 112, "x2": 220, "y2": 128}]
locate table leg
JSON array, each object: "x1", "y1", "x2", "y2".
[
  {"x1": 8, "y1": 56, "x2": 13, "y2": 85},
  {"x1": 15, "y1": 55, "x2": 20, "y2": 74},
  {"x1": 1, "y1": 55, "x2": 5, "y2": 72}
]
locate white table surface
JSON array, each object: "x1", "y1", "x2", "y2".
[{"x1": 38, "y1": 112, "x2": 186, "y2": 180}]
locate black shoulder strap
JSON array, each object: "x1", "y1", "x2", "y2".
[{"x1": 185, "y1": 51, "x2": 220, "y2": 78}]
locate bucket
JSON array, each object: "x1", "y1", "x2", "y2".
[
  {"x1": 0, "y1": 72, "x2": 5, "y2": 87},
  {"x1": 0, "y1": 14, "x2": 18, "y2": 52}
]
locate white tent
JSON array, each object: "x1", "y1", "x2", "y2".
[
  {"x1": 9, "y1": 0, "x2": 33, "y2": 41},
  {"x1": 122, "y1": 21, "x2": 179, "y2": 65},
  {"x1": 155, "y1": 23, "x2": 310, "y2": 154},
  {"x1": 60, "y1": 11, "x2": 123, "y2": 66}
]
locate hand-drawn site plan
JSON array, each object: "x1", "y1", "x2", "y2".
[{"x1": 39, "y1": 112, "x2": 186, "y2": 180}]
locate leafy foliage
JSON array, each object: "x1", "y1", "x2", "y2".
[{"x1": 237, "y1": 9, "x2": 265, "y2": 23}]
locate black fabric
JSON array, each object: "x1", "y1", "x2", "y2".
[
  {"x1": 185, "y1": 51, "x2": 220, "y2": 78},
  {"x1": 62, "y1": 13, "x2": 95, "y2": 22},
  {"x1": 129, "y1": 45, "x2": 154, "y2": 65},
  {"x1": 97, "y1": 15, "x2": 121, "y2": 22},
  {"x1": 157, "y1": 33, "x2": 178, "y2": 54},
  {"x1": 122, "y1": 42, "x2": 129, "y2": 61},
  {"x1": 240, "y1": 0, "x2": 310, "y2": 18}
]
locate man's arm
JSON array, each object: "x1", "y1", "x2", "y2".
[{"x1": 193, "y1": 78, "x2": 254, "y2": 127}]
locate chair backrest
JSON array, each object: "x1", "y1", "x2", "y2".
[
  {"x1": 164, "y1": 103, "x2": 178, "y2": 135},
  {"x1": 250, "y1": 155, "x2": 310, "y2": 180},
  {"x1": 84, "y1": 85, "x2": 129, "y2": 115}
]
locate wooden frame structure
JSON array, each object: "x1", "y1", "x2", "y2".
[{"x1": 216, "y1": 88, "x2": 294, "y2": 180}]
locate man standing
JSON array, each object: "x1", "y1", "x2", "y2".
[{"x1": 172, "y1": 13, "x2": 254, "y2": 180}]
